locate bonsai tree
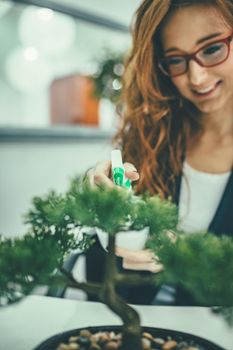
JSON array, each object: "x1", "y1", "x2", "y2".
[{"x1": 0, "y1": 177, "x2": 233, "y2": 350}]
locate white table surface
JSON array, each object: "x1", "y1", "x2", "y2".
[{"x1": 0, "y1": 295, "x2": 232, "y2": 350}]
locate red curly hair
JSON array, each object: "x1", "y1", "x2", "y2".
[{"x1": 114, "y1": 0, "x2": 233, "y2": 199}]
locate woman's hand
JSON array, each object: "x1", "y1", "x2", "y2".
[
  {"x1": 115, "y1": 247, "x2": 163, "y2": 273},
  {"x1": 86, "y1": 160, "x2": 139, "y2": 188}
]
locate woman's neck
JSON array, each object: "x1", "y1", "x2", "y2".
[
  {"x1": 186, "y1": 109, "x2": 233, "y2": 173},
  {"x1": 200, "y1": 106, "x2": 233, "y2": 142}
]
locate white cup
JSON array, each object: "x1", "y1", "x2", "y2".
[{"x1": 96, "y1": 227, "x2": 149, "y2": 251}]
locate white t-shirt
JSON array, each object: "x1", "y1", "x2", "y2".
[{"x1": 178, "y1": 161, "x2": 231, "y2": 234}]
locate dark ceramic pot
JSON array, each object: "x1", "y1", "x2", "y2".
[{"x1": 34, "y1": 325, "x2": 225, "y2": 350}]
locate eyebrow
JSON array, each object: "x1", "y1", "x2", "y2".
[{"x1": 164, "y1": 32, "x2": 223, "y2": 54}]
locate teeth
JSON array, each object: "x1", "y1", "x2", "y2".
[
  {"x1": 195, "y1": 86, "x2": 215, "y2": 94},
  {"x1": 193, "y1": 81, "x2": 221, "y2": 94}
]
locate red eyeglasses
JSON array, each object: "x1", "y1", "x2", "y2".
[{"x1": 158, "y1": 32, "x2": 233, "y2": 77}]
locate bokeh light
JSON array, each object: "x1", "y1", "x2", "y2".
[
  {"x1": 19, "y1": 6, "x2": 76, "y2": 56},
  {"x1": 5, "y1": 46, "x2": 52, "y2": 93}
]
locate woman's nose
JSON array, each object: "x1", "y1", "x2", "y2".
[{"x1": 188, "y1": 59, "x2": 208, "y2": 86}]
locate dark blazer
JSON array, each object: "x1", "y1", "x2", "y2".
[{"x1": 209, "y1": 171, "x2": 233, "y2": 237}]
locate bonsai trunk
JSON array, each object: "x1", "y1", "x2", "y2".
[{"x1": 100, "y1": 234, "x2": 143, "y2": 350}]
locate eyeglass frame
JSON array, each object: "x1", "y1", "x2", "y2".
[{"x1": 158, "y1": 31, "x2": 233, "y2": 77}]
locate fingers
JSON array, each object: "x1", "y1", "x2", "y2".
[
  {"x1": 116, "y1": 247, "x2": 163, "y2": 273},
  {"x1": 122, "y1": 259, "x2": 163, "y2": 273},
  {"x1": 88, "y1": 160, "x2": 115, "y2": 188},
  {"x1": 124, "y1": 162, "x2": 140, "y2": 182},
  {"x1": 86, "y1": 160, "x2": 139, "y2": 189},
  {"x1": 116, "y1": 247, "x2": 155, "y2": 262}
]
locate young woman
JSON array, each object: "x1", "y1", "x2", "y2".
[{"x1": 87, "y1": 0, "x2": 233, "y2": 304}]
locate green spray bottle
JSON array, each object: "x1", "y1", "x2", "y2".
[{"x1": 111, "y1": 150, "x2": 132, "y2": 190}]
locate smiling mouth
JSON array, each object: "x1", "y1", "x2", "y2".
[{"x1": 192, "y1": 81, "x2": 222, "y2": 97}]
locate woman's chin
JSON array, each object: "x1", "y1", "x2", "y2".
[{"x1": 193, "y1": 98, "x2": 226, "y2": 115}]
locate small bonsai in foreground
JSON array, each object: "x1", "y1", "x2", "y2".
[{"x1": 0, "y1": 177, "x2": 233, "y2": 350}]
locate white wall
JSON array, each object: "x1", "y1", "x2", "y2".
[{"x1": 0, "y1": 140, "x2": 112, "y2": 237}]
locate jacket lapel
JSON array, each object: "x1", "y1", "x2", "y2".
[{"x1": 208, "y1": 171, "x2": 233, "y2": 237}]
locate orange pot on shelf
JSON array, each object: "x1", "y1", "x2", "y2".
[{"x1": 50, "y1": 74, "x2": 99, "y2": 126}]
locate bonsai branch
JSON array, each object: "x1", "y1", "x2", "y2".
[{"x1": 59, "y1": 267, "x2": 101, "y2": 297}]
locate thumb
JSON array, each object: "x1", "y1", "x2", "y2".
[{"x1": 124, "y1": 162, "x2": 139, "y2": 181}]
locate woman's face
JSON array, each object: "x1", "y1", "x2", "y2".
[{"x1": 160, "y1": 5, "x2": 233, "y2": 116}]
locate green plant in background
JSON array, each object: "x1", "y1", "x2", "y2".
[
  {"x1": 0, "y1": 177, "x2": 233, "y2": 350},
  {"x1": 92, "y1": 50, "x2": 125, "y2": 104}
]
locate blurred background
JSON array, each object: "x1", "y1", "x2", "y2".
[{"x1": 0, "y1": 0, "x2": 140, "y2": 238}]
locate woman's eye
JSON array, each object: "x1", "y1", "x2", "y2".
[
  {"x1": 166, "y1": 57, "x2": 184, "y2": 66},
  {"x1": 202, "y1": 43, "x2": 223, "y2": 55}
]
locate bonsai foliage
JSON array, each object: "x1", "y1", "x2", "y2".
[
  {"x1": 0, "y1": 176, "x2": 232, "y2": 350},
  {"x1": 153, "y1": 233, "x2": 233, "y2": 306}
]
